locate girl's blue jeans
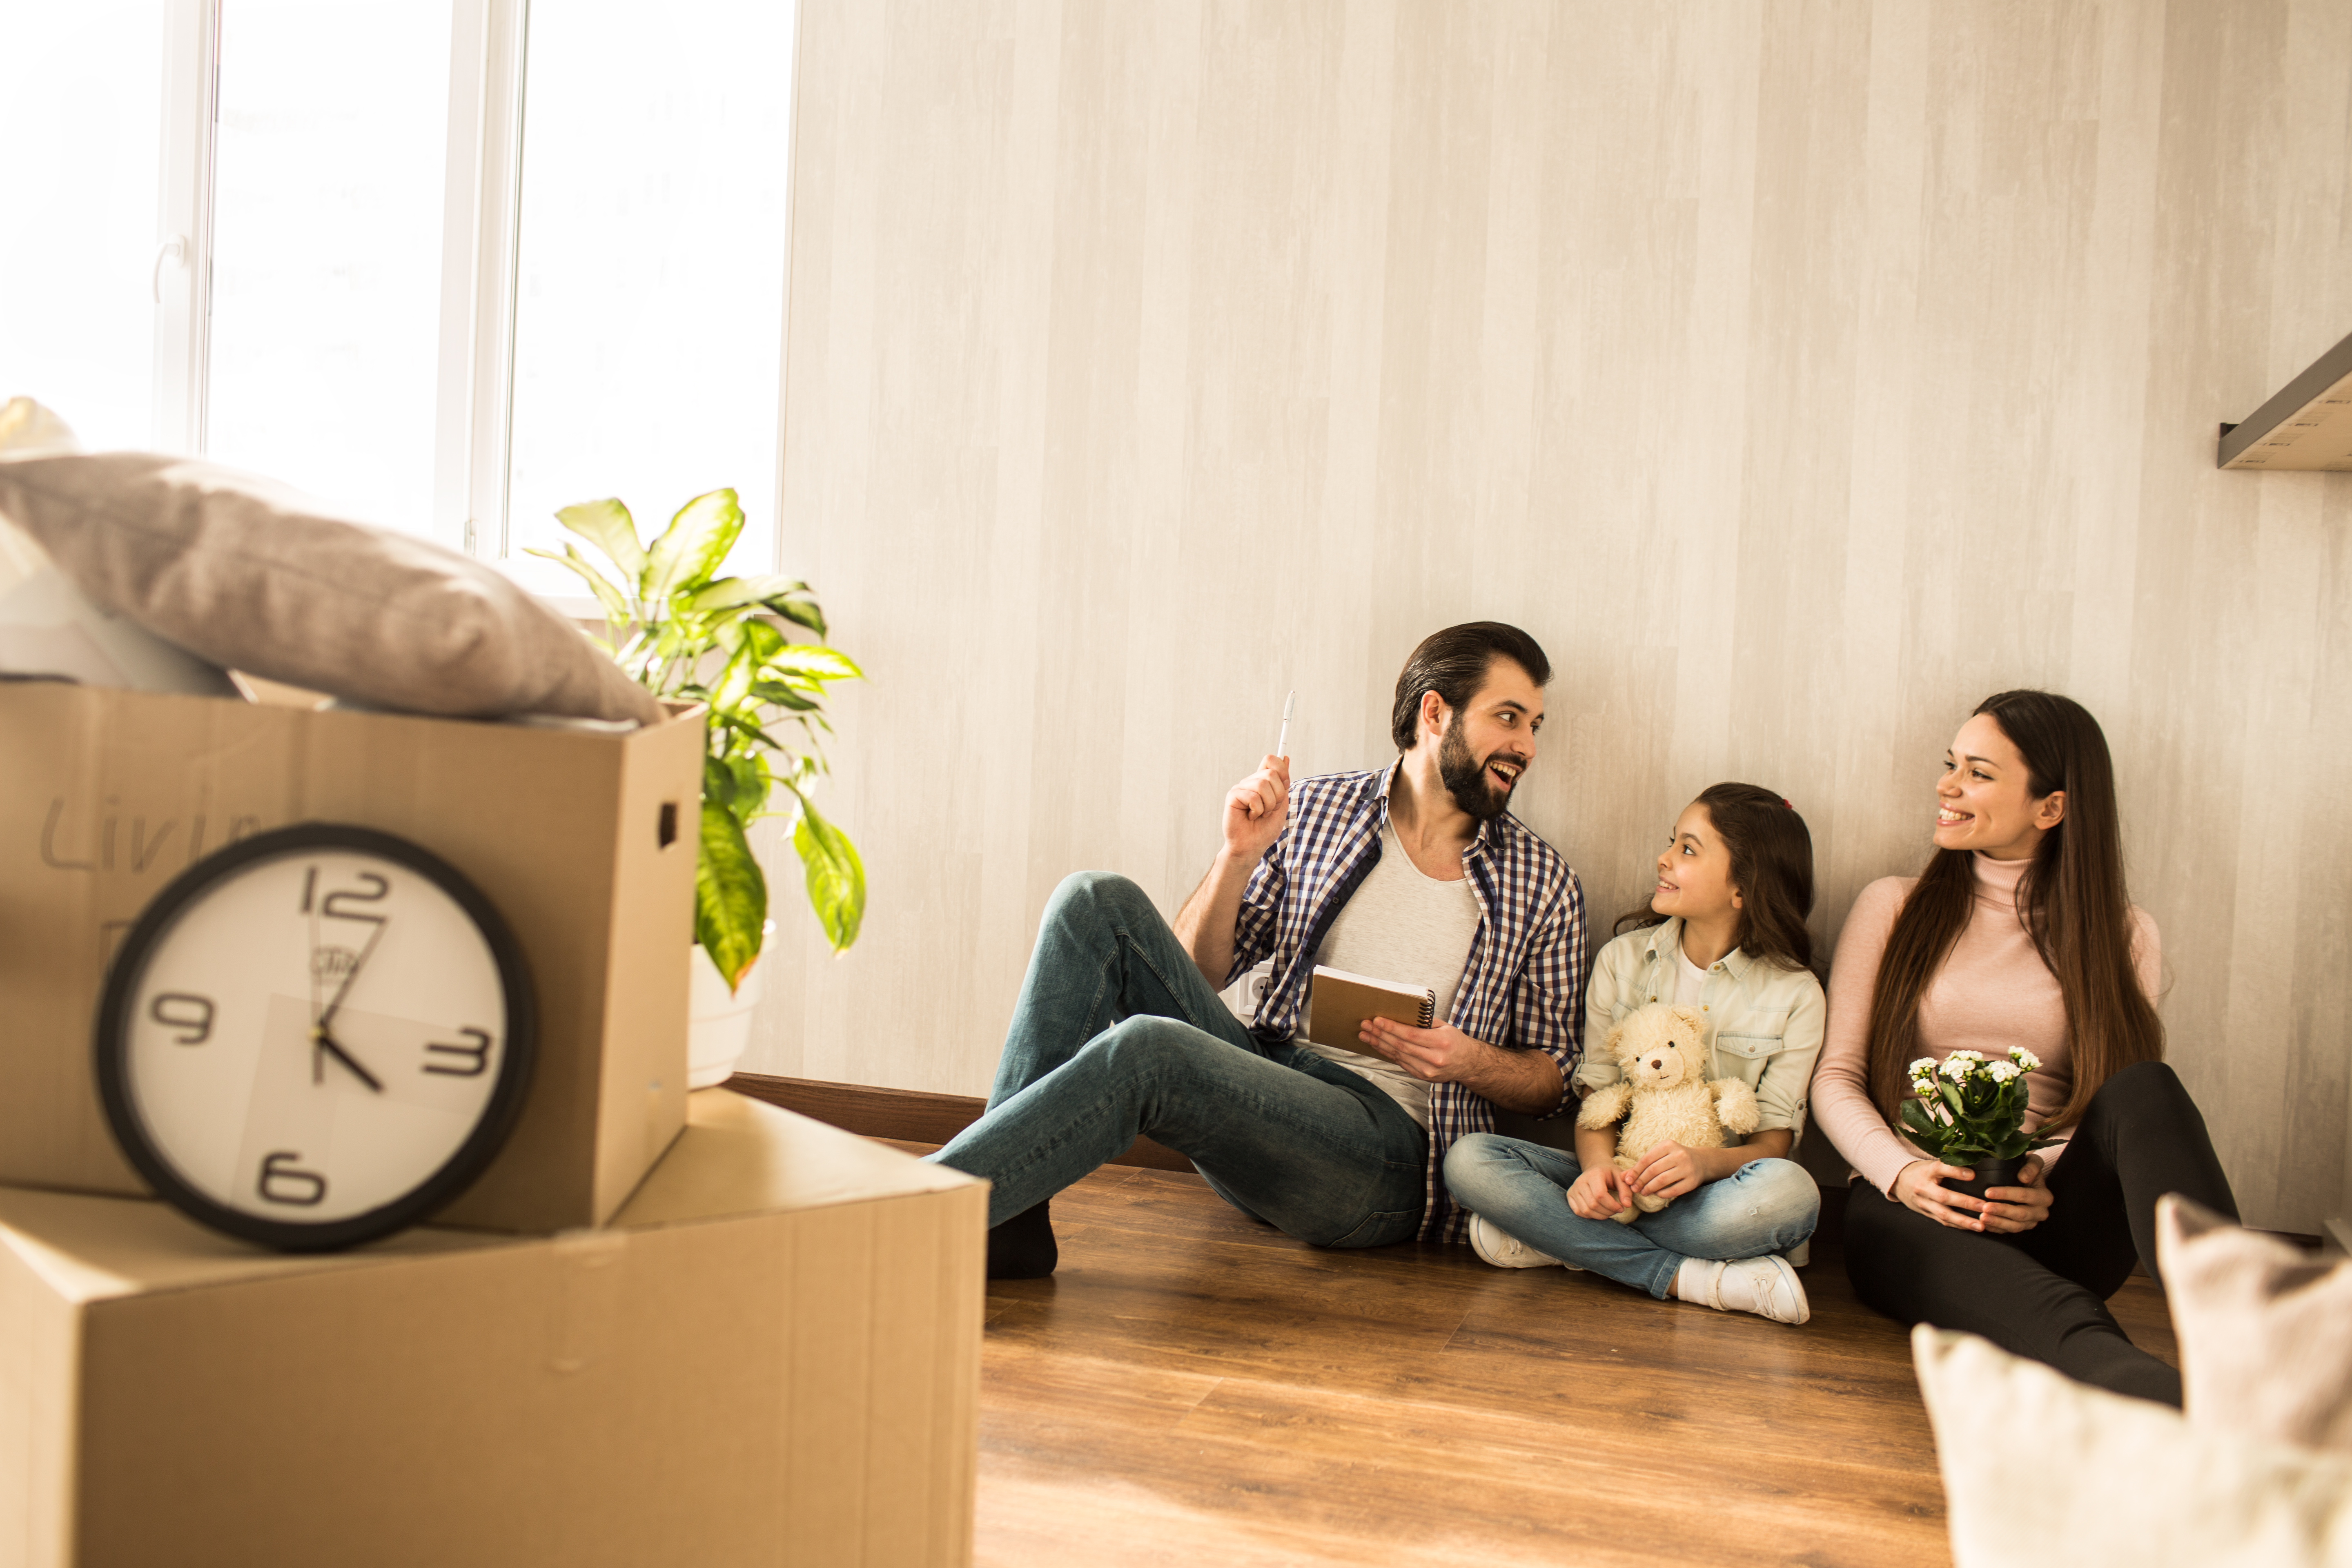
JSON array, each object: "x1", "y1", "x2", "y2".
[{"x1": 1443, "y1": 1131, "x2": 1820, "y2": 1298}]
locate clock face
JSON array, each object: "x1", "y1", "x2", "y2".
[{"x1": 96, "y1": 824, "x2": 536, "y2": 1251}]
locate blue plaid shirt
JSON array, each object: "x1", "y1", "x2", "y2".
[{"x1": 1227, "y1": 763, "x2": 1588, "y2": 1242}]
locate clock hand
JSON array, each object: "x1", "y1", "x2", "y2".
[
  {"x1": 318, "y1": 915, "x2": 388, "y2": 1033},
  {"x1": 311, "y1": 1027, "x2": 385, "y2": 1093},
  {"x1": 308, "y1": 899, "x2": 324, "y2": 1027}
]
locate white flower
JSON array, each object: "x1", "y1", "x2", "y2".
[
  {"x1": 1938, "y1": 1056, "x2": 1979, "y2": 1081},
  {"x1": 2009, "y1": 1047, "x2": 2041, "y2": 1072},
  {"x1": 1909, "y1": 1058, "x2": 1939, "y2": 1078},
  {"x1": 1984, "y1": 1060, "x2": 2021, "y2": 1084}
]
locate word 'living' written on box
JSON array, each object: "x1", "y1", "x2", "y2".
[
  {"x1": 40, "y1": 796, "x2": 268, "y2": 873},
  {"x1": 37, "y1": 796, "x2": 272, "y2": 965}
]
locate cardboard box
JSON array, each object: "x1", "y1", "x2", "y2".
[
  {"x1": 0, "y1": 1090, "x2": 986, "y2": 1568},
  {"x1": 0, "y1": 682, "x2": 704, "y2": 1232}
]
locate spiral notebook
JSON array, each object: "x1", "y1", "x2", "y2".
[{"x1": 1305, "y1": 964, "x2": 1437, "y2": 1055}]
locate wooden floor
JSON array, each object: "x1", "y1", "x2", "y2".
[{"x1": 882, "y1": 1144, "x2": 2178, "y2": 1568}]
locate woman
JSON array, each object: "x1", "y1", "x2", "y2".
[
  {"x1": 1815, "y1": 690, "x2": 2236, "y2": 1405},
  {"x1": 1446, "y1": 783, "x2": 1824, "y2": 1324}
]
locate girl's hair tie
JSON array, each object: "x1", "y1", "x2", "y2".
[{"x1": 1782, "y1": 798, "x2": 1793, "y2": 809}]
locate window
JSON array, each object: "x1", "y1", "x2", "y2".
[
  {"x1": 503, "y1": 2, "x2": 796, "y2": 592},
  {"x1": 0, "y1": 0, "x2": 798, "y2": 593},
  {"x1": 0, "y1": 1, "x2": 172, "y2": 453},
  {"x1": 204, "y1": 0, "x2": 455, "y2": 530}
]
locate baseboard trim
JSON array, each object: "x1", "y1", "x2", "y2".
[
  {"x1": 721, "y1": 1076, "x2": 2330, "y2": 1252},
  {"x1": 724, "y1": 1072, "x2": 1198, "y2": 1173}
]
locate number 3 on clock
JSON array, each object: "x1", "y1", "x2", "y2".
[{"x1": 425, "y1": 1028, "x2": 493, "y2": 1078}]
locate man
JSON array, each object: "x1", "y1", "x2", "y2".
[{"x1": 934, "y1": 621, "x2": 1587, "y2": 1277}]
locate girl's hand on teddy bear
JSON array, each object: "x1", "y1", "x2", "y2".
[
  {"x1": 1627, "y1": 1141, "x2": 1703, "y2": 1201},
  {"x1": 1566, "y1": 1166, "x2": 1629, "y2": 1220}
]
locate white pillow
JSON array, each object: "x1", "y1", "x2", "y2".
[
  {"x1": 2160, "y1": 1194, "x2": 2352, "y2": 1454},
  {"x1": 0, "y1": 396, "x2": 80, "y2": 461},
  {"x1": 0, "y1": 397, "x2": 77, "y2": 593},
  {"x1": 1911, "y1": 1325, "x2": 2352, "y2": 1568}
]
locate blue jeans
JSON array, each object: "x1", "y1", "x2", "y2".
[
  {"x1": 930, "y1": 872, "x2": 1428, "y2": 1247},
  {"x1": 1443, "y1": 1132, "x2": 1820, "y2": 1298}
]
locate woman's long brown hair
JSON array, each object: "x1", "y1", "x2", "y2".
[
  {"x1": 1864, "y1": 690, "x2": 2163, "y2": 1132},
  {"x1": 1615, "y1": 782, "x2": 1816, "y2": 972}
]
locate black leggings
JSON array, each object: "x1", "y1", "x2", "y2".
[{"x1": 1842, "y1": 1060, "x2": 2236, "y2": 1406}]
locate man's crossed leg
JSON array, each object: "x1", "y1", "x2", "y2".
[{"x1": 933, "y1": 871, "x2": 1427, "y2": 1277}]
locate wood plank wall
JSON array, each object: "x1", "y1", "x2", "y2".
[{"x1": 748, "y1": 0, "x2": 2352, "y2": 1233}]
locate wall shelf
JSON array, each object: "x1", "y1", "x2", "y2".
[{"x1": 2220, "y1": 329, "x2": 2352, "y2": 470}]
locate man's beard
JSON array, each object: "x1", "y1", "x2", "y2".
[{"x1": 1437, "y1": 714, "x2": 1521, "y2": 821}]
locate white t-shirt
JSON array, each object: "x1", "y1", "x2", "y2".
[
  {"x1": 1294, "y1": 820, "x2": 1481, "y2": 1129},
  {"x1": 1673, "y1": 941, "x2": 1708, "y2": 1006}
]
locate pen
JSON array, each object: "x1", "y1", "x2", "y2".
[{"x1": 1276, "y1": 689, "x2": 1295, "y2": 759}]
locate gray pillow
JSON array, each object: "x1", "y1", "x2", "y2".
[{"x1": 0, "y1": 453, "x2": 662, "y2": 724}]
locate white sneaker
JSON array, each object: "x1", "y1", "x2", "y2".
[
  {"x1": 1469, "y1": 1214, "x2": 1576, "y2": 1270},
  {"x1": 1699, "y1": 1255, "x2": 1810, "y2": 1325}
]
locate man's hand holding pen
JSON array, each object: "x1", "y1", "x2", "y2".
[{"x1": 1222, "y1": 753, "x2": 1291, "y2": 863}]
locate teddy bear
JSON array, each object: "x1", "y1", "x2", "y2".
[{"x1": 1573, "y1": 1001, "x2": 1761, "y2": 1222}]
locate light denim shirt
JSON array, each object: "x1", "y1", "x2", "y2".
[{"x1": 1575, "y1": 917, "x2": 1825, "y2": 1144}]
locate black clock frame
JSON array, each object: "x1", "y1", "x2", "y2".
[{"x1": 94, "y1": 822, "x2": 539, "y2": 1252}]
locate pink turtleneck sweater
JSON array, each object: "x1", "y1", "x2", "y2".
[{"x1": 1813, "y1": 852, "x2": 2161, "y2": 1196}]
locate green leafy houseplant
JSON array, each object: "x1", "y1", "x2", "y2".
[
  {"x1": 1898, "y1": 1048, "x2": 2063, "y2": 1165},
  {"x1": 529, "y1": 488, "x2": 864, "y2": 991}
]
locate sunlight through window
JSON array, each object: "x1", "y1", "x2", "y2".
[{"x1": 503, "y1": 2, "x2": 795, "y2": 590}]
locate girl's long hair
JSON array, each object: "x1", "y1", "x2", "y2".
[
  {"x1": 1864, "y1": 690, "x2": 2163, "y2": 1131},
  {"x1": 1614, "y1": 783, "x2": 1815, "y2": 972}
]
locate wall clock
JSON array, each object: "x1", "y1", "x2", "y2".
[{"x1": 95, "y1": 822, "x2": 537, "y2": 1251}]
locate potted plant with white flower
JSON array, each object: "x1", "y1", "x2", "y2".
[
  {"x1": 530, "y1": 488, "x2": 863, "y2": 1086},
  {"x1": 1899, "y1": 1048, "x2": 2063, "y2": 1201}
]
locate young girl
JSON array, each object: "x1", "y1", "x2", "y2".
[
  {"x1": 1444, "y1": 782, "x2": 1825, "y2": 1323},
  {"x1": 1813, "y1": 690, "x2": 2237, "y2": 1405}
]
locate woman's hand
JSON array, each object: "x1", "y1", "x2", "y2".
[
  {"x1": 1566, "y1": 1164, "x2": 1630, "y2": 1220},
  {"x1": 1979, "y1": 1155, "x2": 2052, "y2": 1234},
  {"x1": 1891, "y1": 1159, "x2": 1987, "y2": 1229},
  {"x1": 1626, "y1": 1141, "x2": 1704, "y2": 1203}
]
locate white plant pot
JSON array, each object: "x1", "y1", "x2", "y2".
[{"x1": 687, "y1": 921, "x2": 775, "y2": 1090}]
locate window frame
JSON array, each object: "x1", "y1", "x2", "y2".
[
  {"x1": 435, "y1": 0, "x2": 530, "y2": 564},
  {"x1": 151, "y1": 0, "x2": 524, "y2": 561},
  {"x1": 143, "y1": 0, "x2": 792, "y2": 613}
]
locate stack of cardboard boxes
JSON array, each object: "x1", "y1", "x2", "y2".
[{"x1": 0, "y1": 684, "x2": 984, "y2": 1568}]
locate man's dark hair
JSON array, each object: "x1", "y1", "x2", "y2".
[{"x1": 1388, "y1": 622, "x2": 1552, "y2": 751}]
